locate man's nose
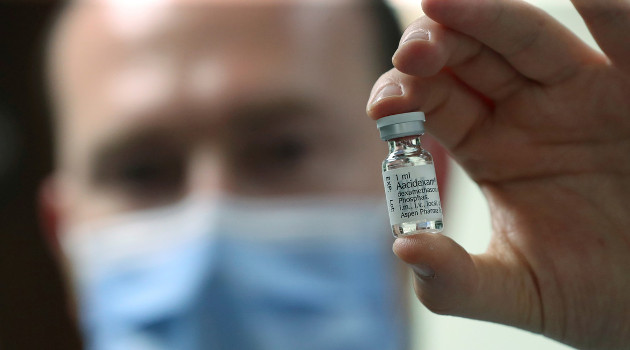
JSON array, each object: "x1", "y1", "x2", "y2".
[{"x1": 188, "y1": 146, "x2": 228, "y2": 197}]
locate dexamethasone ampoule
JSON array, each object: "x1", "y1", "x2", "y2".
[{"x1": 377, "y1": 112, "x2": 443, "y2": 237}]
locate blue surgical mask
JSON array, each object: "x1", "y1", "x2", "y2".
[{"x1": 61, "y1": 197, "x2": 406, "y2": 350}]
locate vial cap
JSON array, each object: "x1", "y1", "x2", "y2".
[{"x1": 376, "y1": 111, "x2": 426, "y2": 140}]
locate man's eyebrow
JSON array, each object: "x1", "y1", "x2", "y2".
[{"x1": 87, "y1": 97, "x2": 318, "y2": 173}]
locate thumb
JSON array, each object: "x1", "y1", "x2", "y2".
[{"x1": 393, "y1": 233, "x2": 543, "y2": 334}]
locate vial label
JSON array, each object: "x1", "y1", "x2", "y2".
[{"x1": 382, "y1": 165, "x2": 442, "y2": 225}]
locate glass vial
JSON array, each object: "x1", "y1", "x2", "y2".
[{"x1": 377, "y1": 112, "x2": 443, "y2": 237}]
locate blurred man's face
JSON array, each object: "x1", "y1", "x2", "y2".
[{"x1": 50, "y1": 1, "x2": 384, "y2": 226}]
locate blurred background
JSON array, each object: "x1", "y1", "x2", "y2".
[
  {"x1": 0, "y1": 1, "x2": 82, "y2": 349},
  {"x1": 0, "y1": 0, "x2": 597, "y2": 349}
]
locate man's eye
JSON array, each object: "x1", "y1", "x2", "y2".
[
  {"x1": 250, "y1": 138, "x2": 309, "y2": 170},
  {"x1": 232, "y1": 137, "x2": 309, "y2": 186},
  {"x1": 111, "y1": 156, "x2": 184, "y2": 198},
  {"x1": 266, "y1": 139, "x2": 307, "y2": 166}
]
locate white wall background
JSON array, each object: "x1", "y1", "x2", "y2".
[{"x1": 387, "y1": 1, "x2": 600, "y2": 349}]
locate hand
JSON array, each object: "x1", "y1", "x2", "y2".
[{"x1": 366, "y1": 0, "x2": 630, "y2": 348}]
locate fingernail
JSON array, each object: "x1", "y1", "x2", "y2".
[
  {"x1": 401, "y1": 28, "x2": 431, "y2": 45},
  {"x1": 411, "y1": 264, "x2": 435, "y2": 279},
  {"x1": 368, "y1": 83, "x2": 403, "y2": 108}
]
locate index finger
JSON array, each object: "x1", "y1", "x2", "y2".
[
  {"x1": 422, "y1": 0, "x2": 605, "y2": 84},
  {"x1": 570, "y1": 0, "x2": 630, "y2": 73}
]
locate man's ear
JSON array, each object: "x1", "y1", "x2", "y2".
[
  {"x1": 39, "y1": 175, "x2": 64, "y2": 255},
  {"x1": 39, "y1": 175, "x2": 81, "y2": 322}
]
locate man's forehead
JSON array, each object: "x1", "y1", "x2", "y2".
[
  {"x1": 57, "y1": 0, "x2": 365, "y2": 42},
  {"x1": 86, "y1": 0, "x2": 357, "y2": 4},
  {"x1": 51, "y1": 0, "x2": 374, "y2": 97}
]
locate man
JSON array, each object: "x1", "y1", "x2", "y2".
[
  {"x1": 44, "y1": 0, "x2": 431, "y2": 349},
  {"x1": 368, "y1": 0, "x2": 630, "y2": 349}
]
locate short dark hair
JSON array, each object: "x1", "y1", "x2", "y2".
[{"x1": 368, "y1": 0, "x2": 403, "y2": 73}]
